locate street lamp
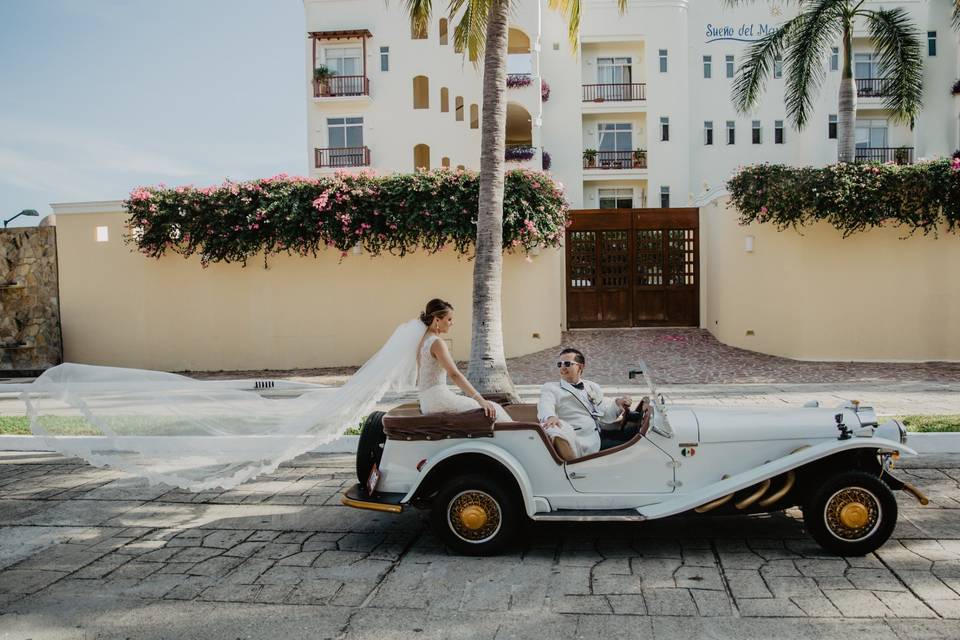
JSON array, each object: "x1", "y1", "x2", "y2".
[{"x1": 3, "y1": 209, "x2": 40, "y2": 228}]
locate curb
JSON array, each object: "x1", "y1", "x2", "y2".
[{"x1": 1, "y1": 433, "x2": 957, "y2": 454}]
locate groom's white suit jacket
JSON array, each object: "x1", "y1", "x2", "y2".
[{"x1": 537, "y1": 379, "x2": 621, "y2": 456}]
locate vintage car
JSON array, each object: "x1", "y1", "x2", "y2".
[{"x1": 342, "y1": 366, "x2": 927, "y2": 556}]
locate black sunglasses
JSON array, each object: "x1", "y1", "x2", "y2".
[{"x1": 556, "y1": 360, "x2": 580, "y2": 368}]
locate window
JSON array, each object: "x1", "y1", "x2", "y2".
[
  {"x1": 441, "y1": 156, "x2": 450, "y2": 168},
  {"x1": 726, "y1": 120, "x2": 736, "y2": 145},
  {"x1": 455, "y1": 96, "x2": 464, "y2": 121},
  {"x1": 704, "y1": 121, "x2": 714, "y2": 145},
  {"x1": 470, "y1": 104, "x2": 479, "y2": 129},
  {"x1": 774, "y1": 120, "x2": 784, "y2": 144},
  {"x1": 830, "y1": 47, "x2": 839, "y2": 72},
  {"x1": 380, "y1": 46, "x2": 389, "y2": 72},
  {"x1": 598, "y1": 188, "x2": 633, "y2": 209},
  {"x1": 327, "y1": 117, "x2": 363, "y2": 148},
  {"x1": 440, "y1": 87, "x2": 449, "y2": 112},
  {"x1": 725, "y1": 55, "x2": 735, "y2": 78},
  {"x1": 658, "y1": 49, "x2": 668, "y2": 73},
  {"x1": 413, "y1": 76, "x2": 429, "y2": 108},
  {"x1": 660, "y1": 186, "x2": 670, "y2": 208},
  {"x1": 324, "y1": 47, "x2": 361, "y2": 76},
  {"x1": 598, "y1": 123, "x2": 633, "y2": 152},
  {"x1": 856, "y1": 119, "x2": 888, "y2": 149},
  {"x1": 327, "y1": 117, "x2": 364, "y2": 166},
  {"x1": 660, "y1": 116, "x2": 670, "y2": 141},
  {"x1": 439, "y1": 18, "x2": 448, "y2": 45},
  {"x1": 828, "y1": 114, "x2": 838, "y2": 139},
  {"x1": 413, "y1": 144, "x2": 430, "y2": 170},
  {"x1": 752, "y1": 120, "x2": 761, "y2": 144},
  {"x1": 854, "y1": 52, "x2": 879, "y2": 80},
  {"x1": 773, "y1": 55, "x2": 783, "y2": 79},
  {"x1": 411, "y1": 17, "x2": 427, "y2": 39},
  {"x1": 597, "y1": 57, "x2": 633, "y2": 99},
  {"x1": 96, "y1": 226, "x2": 109, "y2": 242},
  {"x1": 703, "y1": 55, "x2": 712, "y2": 79},
  {"x1": 928, "y1": 31, "x2": 937, "y2": 56}
]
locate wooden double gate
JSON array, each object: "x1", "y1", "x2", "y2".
[{"x1": 565, "y1": 208, "x2": 699, "y2": 328}]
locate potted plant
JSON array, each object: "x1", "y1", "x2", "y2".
[
  {"x1": 541, "y1": 79, "x2": 551, "y2": 103},
  {"x1": 313, "y1": 65, "x2": 336, "y2": 96},
  {"x1": 894, "y1": 146, "x2": 910, "y2": 165},
  {"x1": 583, "y1": 148, "x2": 597, "y2": 168},
  {"x1": 633, "y1": 148, "x2": 647, "y2": 168}
]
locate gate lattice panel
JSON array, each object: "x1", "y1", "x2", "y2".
[{"x1": 566, "y1": 209, "x2": 699, "y2": 328}]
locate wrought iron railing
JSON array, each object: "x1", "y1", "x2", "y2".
[
  {"x1": 315, "y1": 146, "x2": 371, "y2": 168},
  {"x1": 582, "y1": 150, "x2": 647, "y2": 169},
  {"x1": 855, "y1": 77, "x2": 893, "y2": 98},
  {"x1": 313, "y1": 75, "x2": 370, "y2": 98},
  {"x1": 582, "y1": 83, "x2": 647, "y2": 102},
  {"x1": 854, "y1": 147, "x2": 914, "y2": 164}
]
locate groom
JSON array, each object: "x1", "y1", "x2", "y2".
[{"x1": 537, "y1": 348, "x2": 634, "y2": 460}]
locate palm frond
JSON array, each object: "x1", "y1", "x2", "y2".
[
  {"x1": 449, "y1": 0, "x2": 491, "y2": 65},
  {"x1": 402, "y1": 0, "x2": 434, "y2": 35},
  {"x1": 954, "y1": 0, "x2": 960, "y2": 30},
  {"x1": 783, "y1": 0, "x2": 845, "y2": 129},
  {"x1": 546, "y1": 0, "x2": 626, "y2": 52},
  {"x1": 731, "y1": 16, "x2": 797, "y2": 114},
  {"x1": 865, "y1": 7, "x2": 923, "y2": 124}
]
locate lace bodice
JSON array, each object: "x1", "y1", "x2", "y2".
[{"x1": 417, "y1": 334, "x2": 447, "y2": 391}]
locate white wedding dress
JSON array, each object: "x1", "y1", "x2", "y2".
[{"x1": 417, "y1": 334, "x2": 513, "y2": 422}]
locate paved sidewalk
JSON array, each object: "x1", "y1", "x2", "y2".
[{"x1": 1, "y1": 451, "x2": 958, "y2": 639}]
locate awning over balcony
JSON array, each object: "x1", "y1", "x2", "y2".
[{"x1": 308, "y1": 29, "x2": 373, "y2": 40}]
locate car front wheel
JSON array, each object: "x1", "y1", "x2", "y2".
[
  {"x1": 430, "y1": 474, "x2": 518, "y2": 556},
  {"x1": 803, "y1": 470, "x2": 898, "y2": 556}
]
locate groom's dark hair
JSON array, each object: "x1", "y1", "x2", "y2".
[{"x1": 559, "y1": 348, "x2": 585, "y2": 366}]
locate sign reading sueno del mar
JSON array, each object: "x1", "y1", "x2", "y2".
[{"x1": 705, "y1": 23, "x2": 781, "y2": 43}]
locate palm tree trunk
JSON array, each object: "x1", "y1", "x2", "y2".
[
  {"x1": 837, "y1": 19, "x2": 857, "y2": 162},
  {"x1": 466, "y1": 0, "x2": 519, "y2": 401}
]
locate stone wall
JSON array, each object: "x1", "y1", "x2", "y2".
[{"x1": 0, "y1": 226, "x2": 62, "y2": 374}]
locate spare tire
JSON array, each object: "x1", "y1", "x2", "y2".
[{"x1": 356, "y1": 411, "x2": 387, "y2": 487}]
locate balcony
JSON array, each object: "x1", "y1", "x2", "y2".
[
  {"x1": 854, "y1": 147, "x2": 913, "y2": 164},
  {"x1": 856, "y1": 78, "x2": 893, "y2": 98},
  {"x1": 583, "y1": 150, "x2": 647, "y2": 170},
  {"x1": 506, "y1": 73, "x2": 533, "y2": 88},
  {"x1": 314, "y1": 75, "x2": 370, "y2": 98},
  {"x1": 315, "y1": 146, "x2": 371, "y2": 168},
  {"x1": 582, "y1": 83, "x2": 646, "y2": 102}
]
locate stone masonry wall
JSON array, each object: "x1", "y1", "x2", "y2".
[{"x1": 0, "y1": 226, "x2": 61, "y2": 374}]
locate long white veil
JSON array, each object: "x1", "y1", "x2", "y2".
[{"x1": 21, "y1": 319, "x2": 425, "y2": 491}]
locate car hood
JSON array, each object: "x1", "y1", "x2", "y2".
[{"x1": 690, "y1": 406, "x2": 856, "y2": 443}]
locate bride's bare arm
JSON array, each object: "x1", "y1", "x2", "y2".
[{"x1": 430, "y1": 339, "x2": 498, "y2": 419}]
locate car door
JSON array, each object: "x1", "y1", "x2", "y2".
[{"x1": 565, "y1": 433, "x2": 676, "y2": 494}]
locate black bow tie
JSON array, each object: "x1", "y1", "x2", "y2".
[{"x1": 571, "y1": 382, "x2": 585, "y2": 390}]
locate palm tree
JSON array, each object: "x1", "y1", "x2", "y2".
[
  {"x1": 727, "y1": 0, "x2": 923, "y2": 163},
  {"x1": 402, "y1": 0, "x2": 625, "y2": 400}
]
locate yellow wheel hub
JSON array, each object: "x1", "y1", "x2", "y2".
[
  {"x1": 825, "y1": 487, "x2": 880, "y2": 541},
  {"x1": 839, "y1": 502, "x2": 870, "y2": 529},
  {"x1": 448, "y1": 490, "x2": 502, "y2": 543},
  {"x1": 459, "y1": 505, "x2": 489, "y2": 530}
]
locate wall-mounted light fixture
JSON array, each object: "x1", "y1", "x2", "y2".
[
  {"x1": 96, "y1": 226, "x2": 109, "y2": 242},
  {"x1": 744, "y1": 235, "x2": 755, "y2": 252}
]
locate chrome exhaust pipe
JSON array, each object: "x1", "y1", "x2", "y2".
[
  {"x1": 735, "y1": 478, "x2": 772, "y2": 510},
  {"x1": 758, "y1": 470, "x2": 796, "y2": 508}
]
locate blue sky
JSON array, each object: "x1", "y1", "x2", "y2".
[{"x1": 0, "y1": 0, "x2": 305, "y2": 226}]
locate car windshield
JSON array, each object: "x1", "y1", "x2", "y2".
[{"x1": 635, "y1": 360, "x2": 673, "y2": 438}]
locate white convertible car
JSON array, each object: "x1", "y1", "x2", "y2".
[{"x1": 343, "y1": 367, "x2": 927, "y2": 556}]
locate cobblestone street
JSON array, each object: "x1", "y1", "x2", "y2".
[{"x1": 1, "y1": 451, "x2": 958, "y2": 639}]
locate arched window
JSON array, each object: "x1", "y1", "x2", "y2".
[
  {"x1": 439, "y1": 18, "x2": 448, "y2": 45},
  {"x1": 440, "y1": 87, "x2": 449, "y2": 112},
  {"x1": 455, "y1": 96, "x2": 464, "y2": 121},
  {"x1": 470, "y1": 104, "x2": 479, "y2": 129},
  {"x1": 411, "y1": 17, "x2": 427, "y2": 40},
  {"x1": 441, "y1": 157, "x2": 450, "y2": 168},
  {"x1": 413, "y1": 76, "x2": 430, "y2": 109},
  {"x1": 414, "y1": 144, "x2": 431, "y2": 170}
]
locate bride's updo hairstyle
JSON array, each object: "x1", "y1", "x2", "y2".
[{"x1": 420, "y1": 298, "x2": 453, "y2": 326}]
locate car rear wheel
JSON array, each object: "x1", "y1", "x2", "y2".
[
  {"x1": 430, "y1": 474, "x2": 518, "y2": 556},
  {"x1": 355, "y1": 411, "x2": 386, "y2": 486},
  {"x1": 803, "y1": 470, "x2": 897, "y2": 556}
]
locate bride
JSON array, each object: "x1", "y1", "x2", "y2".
[
  {"x1": 416, "y1": 298, "x2": 512, "y2": 422},
  {"x1": 21, "y1": 298, "x2": 512, "y2": 492}
]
